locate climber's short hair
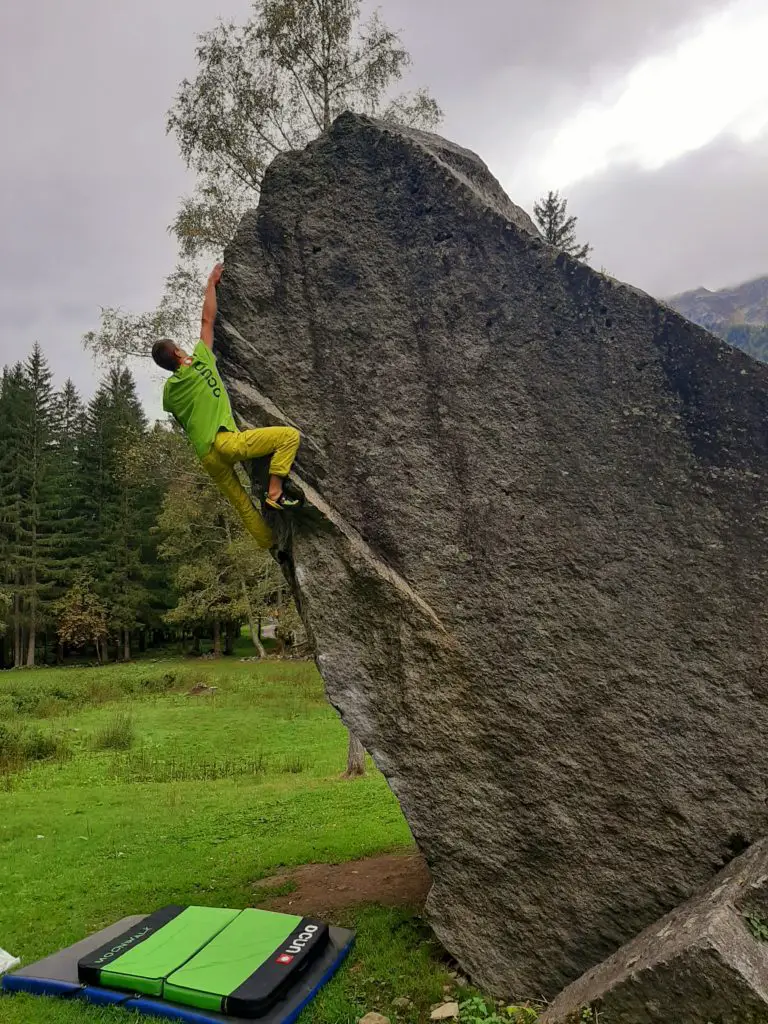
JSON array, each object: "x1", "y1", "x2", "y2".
[{"x1": 151, "y1": 339, "x2": 179, "y2": 373}]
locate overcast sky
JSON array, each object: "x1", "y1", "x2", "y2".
[{"x1": 2, "y1": 0, "x2": 767, "y2": 409}]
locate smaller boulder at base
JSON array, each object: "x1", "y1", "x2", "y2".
[{"x1": 541, "y1": 838, "x2": 768, "y2": 1024}]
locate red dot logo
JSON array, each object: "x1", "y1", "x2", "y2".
[{"x1": 276, "y1": 954, "x2": 294, "y2": 965}]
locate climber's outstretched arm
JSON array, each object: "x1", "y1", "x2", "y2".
[{"x1": 200, "y1": 262, "x2": 224, "y2": 349}]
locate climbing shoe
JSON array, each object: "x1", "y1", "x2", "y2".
[{"x1": 265, "y1": 493, "x2": 303, "y2": 511}]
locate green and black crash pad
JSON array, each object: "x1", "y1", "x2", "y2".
[
  {"x1": 3, "y1": 910, "x2": 354, "y2": 1023},
  {"x1": 76, "y1": 906, "x2": 329, "y2": 1017}
]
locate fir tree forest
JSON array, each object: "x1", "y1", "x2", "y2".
[{"x1": 0, "y1": 344, "x2": 292, "y2": 668}]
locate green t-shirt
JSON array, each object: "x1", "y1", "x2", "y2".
[{"x1": 163, "y1": 341, "x2": 237, "y2": 460}]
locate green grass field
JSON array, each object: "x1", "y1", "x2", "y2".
[{"x1": 0, "y1": 658, "x2": 469, "y2": 1024}]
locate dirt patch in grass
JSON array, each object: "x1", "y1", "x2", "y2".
[{"x1": 254, "y1": 852, "x2": 431, "y2": 917}]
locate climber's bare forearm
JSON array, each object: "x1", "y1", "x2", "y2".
[{"x1": 200, "y1": 263, "x2": 224, "y2": 349}]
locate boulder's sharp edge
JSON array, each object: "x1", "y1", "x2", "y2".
[{"x1": 216, "y1": 112, "x2": 768, "y2": 998}]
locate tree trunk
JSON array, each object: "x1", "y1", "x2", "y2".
[
  {"x1": 13, "y1": 594, "x2": 21, "y2": 667},
  {"x1": 343, "y1": 732, "x2": 366, "y2": 779},
  {"x1": 242, "y1": 581, "x2": 267, "y2": 658},
  {"x1": 26, "y1": 594, "x2": 36, "y2": 667},
  {"x1": 224, "y1": 622, "x2": 234, "y2": 656},
  {"x1": 26, "y1": 621, "x2": 35, "y2": 666},
  {"x1": 19, "y1": 626, "x2": 27, "y2": 669},
  {"x1": 123, "y1": 628, "x2": 130, "y2": 662},
  {"x1": 57, "y1": 642, "x2": 64, "y2": 665},
  {"x1": 213, "y1": 620, "x2": 221, "y2": 657}
]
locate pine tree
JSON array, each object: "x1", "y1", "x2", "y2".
[
  {"x1": 533, "y1": 190, "x2": 592, "y2": 262},
  {"x1": 78, "y1": 366, "x2": 150, "y2": 659},
  {"x1": 123, "y1": 422, "x2": 191, "y2": 646},
  {"x1": 0, "y1": 364, "x2": 32, "y2": 666},
  {"x1": 18, "y1": 343, "x2": 58, "y2": 665},
  {"x1": 0, "y1": 368, "x2": 16, "y2": 661},
  {"x1": 46, "y1": 379, "x2": 88, "y2": 657},
  {"x1": 0, "y1": 351, "x2": 89, "y2": 666},
  {"x1": 0, "y1": 349, "x2": 176, "y2": 665}
]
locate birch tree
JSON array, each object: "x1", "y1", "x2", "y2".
[{"x1": 84, "y1": 0, "x2": 442, "y2": 360}]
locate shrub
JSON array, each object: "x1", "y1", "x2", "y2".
[
  {"x1": 0, "y1": 695, "x2": 17, "y2": 721},
  {"x1": 0, "y1": 724, "x2": 71, "y2": 771},
  {"x1": 34, "y1": 696, "x2": 69, "y2": 719},
  {"x1": 22, "y1": 728, "x2": 70, "y2": 762},
  {"x1": 85, "y1": 678, "x2": 124, "y2": 706},
  {"x1": 0, "y1": 724, "x2": 23, "y2": 768},
  {"x1": 138, "y1": 670, "x2": 178, "y2": 694},
  {"x1": 93, "y1": 713, "x2": 136, "y2": 752},
  {"x1": 280, "y1": 754, "x2": 307, "y2": 775},
  {"x1": 11, "y1": 686, "x2": 51, "y2": 717}
]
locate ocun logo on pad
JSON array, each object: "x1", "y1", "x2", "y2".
[
  {"x1": 276, "y1": 953, "x2": 294, "y2": 965},
  {"x1": 91, "y1": 927, "x2": 152, "y2": 965},
  {"x1": 283, "y1": 924, "x2": 318, "y2": 956}
]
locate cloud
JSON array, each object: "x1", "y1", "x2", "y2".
[
  {"x1": 568, "y1": 130, "x2": 768, "y2": 296},
  {"x1": 0, "y1": 0, "x2": 248, "y2": 406},
  {"x1": 0, "y1": 0, "x2": 749, "y2": 406},
  {"x1": 530, "y1": 0, "x2": 768, "y2": 192},
  {"x1": 381, "y1": 0, "x2": 727, "y2": 160}
]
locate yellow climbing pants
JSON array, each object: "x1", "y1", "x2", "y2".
[{"x1": 200, "y1": 426, "x2": 301, "y2": 549}]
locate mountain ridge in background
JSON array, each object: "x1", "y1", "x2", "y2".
[{"x1": 666, "y1": 275, "x2": 768, "y2": 362}]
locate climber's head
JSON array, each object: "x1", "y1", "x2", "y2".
[{"x1": 151, "y1": 339, "x2": 191, "y2": 372}]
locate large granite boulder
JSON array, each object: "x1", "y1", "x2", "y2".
[{"x1": 215, "y1": 112, "x2": 768, "y2": 999}]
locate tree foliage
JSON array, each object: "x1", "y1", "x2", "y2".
[
  {"x1": 168, "y1": 0, "x2": 441, "y2": 257},
  {"x1": 83, "y1": 0, "x2": 443, "y2": 361},
  {"x1": 153, "y1": 429, "x2": 287, "y2": 650},
  {"x1": 0, "y1": 349, "x2": 168, "y2": 665},
  {"x1": 533, "y1": 190, "x2": 592, "y2": 262},
  {"x1": 53, "y1": 571, "x2": 108, "y2": 655},
  {"x1": 0, "y1": 342, "x2": 302, "y2": 665},
  {"x1": 0, "y1": 364, "x2": 29, "y2": 662},
  {"x1": 0, "y1": 348, "x2": 67, "y2": 664}
]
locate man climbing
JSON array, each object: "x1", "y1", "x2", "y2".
[{"x1": 151, "y1": 262, "x2": 301, "y2": 550}]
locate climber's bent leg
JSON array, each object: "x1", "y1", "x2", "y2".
[
  {"x1": 200, "y1": 446, "x2": 274, "y2": 549},
  {"x1": 213, "y1": 426, "x2": 301, "y2": 507}
]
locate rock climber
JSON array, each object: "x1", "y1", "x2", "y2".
[{"x1": 151, "y1": 262, "x2": 301, "y2": 549}]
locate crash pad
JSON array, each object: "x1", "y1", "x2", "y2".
[{"x1": 2, "y1": 911, "x2": 354, "y2": 1023}]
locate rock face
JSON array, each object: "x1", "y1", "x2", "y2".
[
  {"x1": 541, "y1": 838, "x2": 768, "y2": 1024},
  {"x1": 215, "y1": 112, "x2": 768, "y2": 998}
]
